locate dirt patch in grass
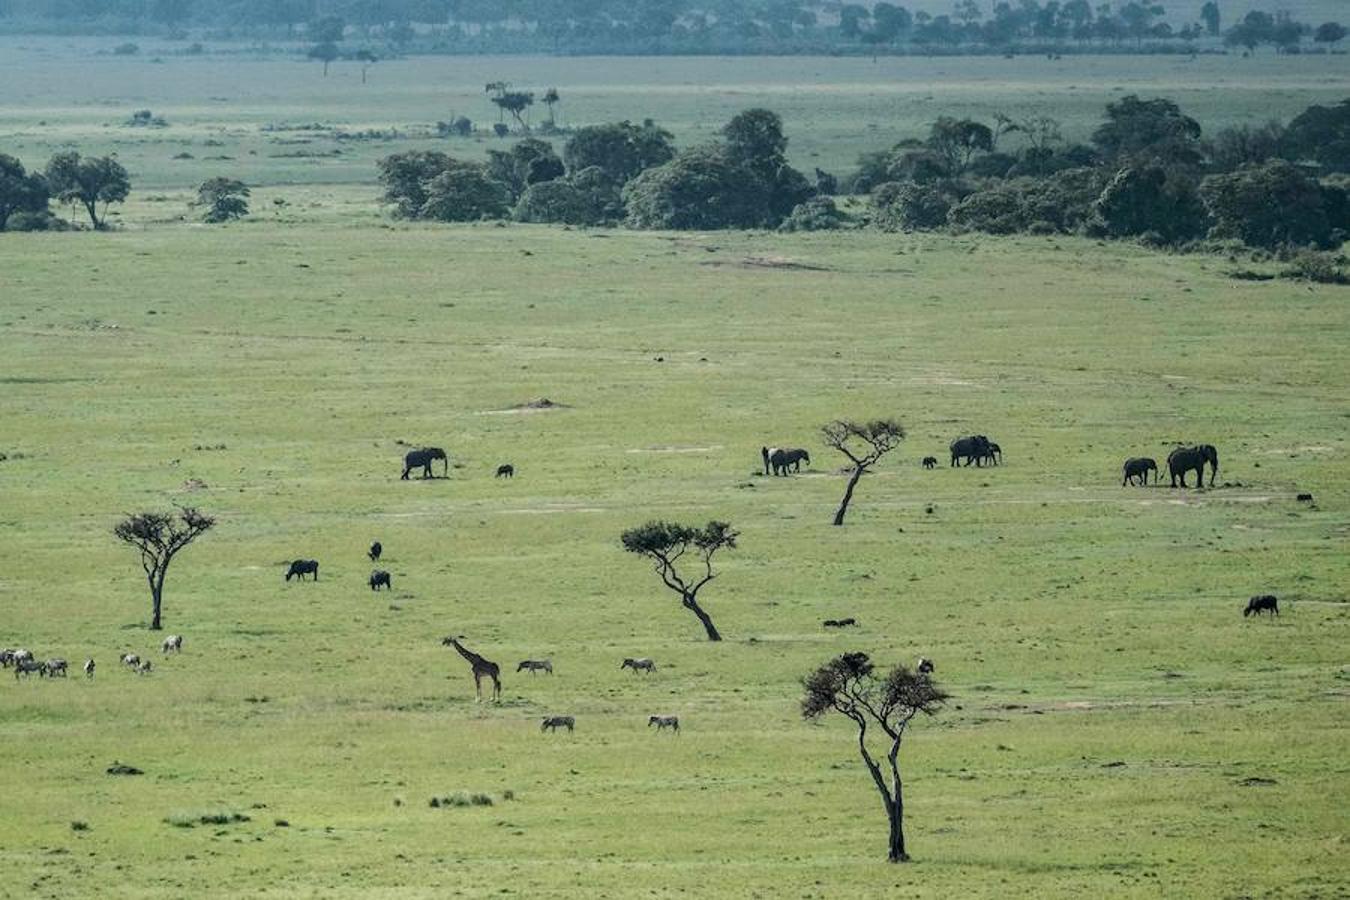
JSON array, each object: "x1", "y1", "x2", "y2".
[{"x1": 702, "y1": 255, "x2": 832, "y2": 272}]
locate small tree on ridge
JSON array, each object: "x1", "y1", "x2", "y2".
[
  {"x1": 620, "y1": 520, "x2": 737, "y2": 641},
  {"x1": 113, "y1": 507, "x2": 215, "y2": 630}
]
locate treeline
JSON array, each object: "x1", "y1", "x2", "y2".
[
  {"x1": 378, "y1": 97, "x2": 1350, "y2": 261},
  {"x1": 1, "y1": 1, "x2": 1345, "y2": 56}
]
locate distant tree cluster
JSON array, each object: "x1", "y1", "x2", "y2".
[
  {"x1": 0, "y1": 2, "x2": 1342, "y2": 57},
  {"x1": 0, "y1": 151, "x2": 130, "y2": 231},
  {"x1": 379, "y1": 112, "x2": 822, "y2": 231},
  {"x1": 856, "y1": 96, "x2": 1350, "y2": 251}
]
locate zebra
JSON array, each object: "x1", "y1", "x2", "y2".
[
  {"x1": 648, "y1": 715, "x2": 680, "y2": 734},
  {"x1": 541, "y1": 715, "x2": 575, "y2": 733},
  {"x1": 516, "y1": 659, "x2": 553, "y2": 675},
  {"x1": 621, "y1": 658, "x2": 656, "y2": 674}
]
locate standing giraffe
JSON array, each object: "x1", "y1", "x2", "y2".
[{"x1": 441, "y1": 636, "x2": 501, "y2": 702}]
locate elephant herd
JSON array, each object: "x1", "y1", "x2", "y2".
[{"x1": 1123, "y1": 445, "x2": 1219, "y2": 488}]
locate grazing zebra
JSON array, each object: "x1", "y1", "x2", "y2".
[
  {"x1": 84, "y1": 658, "x2": 96, "y2": 679},
  {"x1": 45, "y1": 658, "x2": 68, "y2": 677},
  {"x1": 541, "y1": 715, "x2": 575, "y2": 733},
  {"x1": 621, "y1": 657, "x2": 656, "y2": 674},
  {"x1": 648, "y1": 715, "x2": 680, "y2": 734},
  {"x1": 121, "y1": 653, "x2": 140, "y2": 668},
  {"x1": 136, "y1": 660, "x2": 153, "y2": 675},
  {"x1": 11, "y1": 649, "x2": 33, "y2": 665},
  {"x1": 917, "y1": 657, "x2": 935, "y2": 675},
  {"x1": 0, "y1": 649, "x2": 14, "y2": 668},
  {"x1": 516, "y1": 659, "x2": 553, "y2": 675},
  {"x1": 162, "y1": 634, "x2": 183, "y2": 654}
]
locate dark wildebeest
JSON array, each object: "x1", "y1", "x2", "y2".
[
  {"x1": 401, "y1": 447, "x2": 448, "y2": 480},
  {"x1": 922, "y1": 456, "x2": 938, "y2": 469},
  {"x1": 1167, "y1": 444, "x2": 1218, "y2": 488},
  {"x1": 1122, "y1": 457, "x2": 1158, "y2": 486},
  {"x1": 368, "y1": 541, "x2": 383, "y2": 562},
  {"x1": 517, "y1": 659, "x2": 553, "y2": 675},
  {"x1": 13, "y1": 659, "x2": 45, "y2": 679},
  {"x1": 950, "y1": 435, "x2": 992, "y2": 467},
  {"x1": 495, "y1": 464, "x2": 514, "y2": 478},
  {"x1": 286, "y1": 559, "x2": 319, "y2": 582},
  {"x1": 823, "y1": 618, "x2": 857, "y2": 628},
  {"x1": 369, "y1": 570, "x2": 392, "y2": 591},
  {"x1": 917, "y1": 657, "x2": 935, "y2": 675},
  {"x1": 541, "y1": 715, "x2": 575, "y2": 733},
  {"x1": 770, "y1": 448, "x2": 810, "y2": 475},
  {"x1": 1244, "y1": 595, "x2": 1279, "y2": 617}
]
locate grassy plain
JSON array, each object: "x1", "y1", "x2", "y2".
[{"x1": 1, "y1": 42, "x2": 1349, "y2": 900}]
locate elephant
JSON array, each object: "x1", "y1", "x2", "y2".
[
  {"x1": 1122, "y1": 457, "x2": 1158, "y2": 486},
  {"x1": 286, "y1": 559, "x2": 319, "y2": 582},
  {"x1": 401, "y1": 447, "x2": 448, "y2": 480},
  {"x1": 922, "y1": 456, "x2": 938, "y2": 469},
  {"x1": 950, "y1": 435, "x2": 991, "y2": 467},
  {"x1": 770, "y1": 448, "x2": 810, "y2": 475},
  {"x1": 1167, "y1": 444, "x2": 1218, "y2": 488},
  {"x1": 983, "y1": 442, "x2": 1003, "y2": 466}
]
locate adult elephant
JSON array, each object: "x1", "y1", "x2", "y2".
[
  {"x1": 1121, "y1": 457, "x2": 1158, "y2": 486},
  {"x1": 1167, "y1": 445, "x2": 1218, "y2": 488},
  {"x1": 950, "y1": 435, "x2": 990, "y2": 467},
  {"x1": 401, "y1": 447, "x2": 448, "y2": 480},
  {"x1": 771, "y1": 448, "x2": 810, "y2": 475}
]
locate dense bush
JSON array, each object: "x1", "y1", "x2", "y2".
[
  {"x1": 870, "y1": 181, "x2": 952, "y2": 232},
  {"x1": 779, "y1": 196, "x2": 848, "y2": 232},
  {"x1": 1200, "y1": 160, "x2": 1335, "y2": 249},
  {"x1": 623, "y1": 145, "x2": 771, "y2": 230},
  {"x1": 420, "y1": 166, "x2": 511, "y2": 222},
  {"x1": 0, "y1": 153, "x2": 50, "y2": 231},
  {"x1": 514, "y1": 167, "x2": 622, "y2": 226},
  {"x1": 563, "y1": 121, "x2": 675, "y2": 186},
  {"x1": 1095, "y1": 166, "x2": 1206, "y2": 242}
]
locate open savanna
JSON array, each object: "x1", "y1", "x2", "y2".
[
  {"x1": 0, "y1": 218, "x2": 1346, "y2": 898},
  {"x1": 1, "y1": 42, "x2": 1348, "y2": 196}
]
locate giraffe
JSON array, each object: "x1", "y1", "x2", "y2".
[{"x1": 441, "y1": 636, "x2": 501, "y2": 702}]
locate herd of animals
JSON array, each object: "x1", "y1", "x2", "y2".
[{"x1": 4, "y1": 434, "x2": 1285, "y2": 737}]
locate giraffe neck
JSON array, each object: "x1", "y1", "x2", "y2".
[{"x1": 451, "y1": 640, "x2": 483, "y2": 666}]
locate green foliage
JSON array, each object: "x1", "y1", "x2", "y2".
[
  {"x1": 927, "y1": 116, "x2": 994, "y2": 171},
  {"x1": 1281, "y1": 99, "x2": 1350, "y2": 173},
  {"x1": 1280, "y1": 250, "x2": 1348, "y2": 284},
  {"x1": 0, "y1": 153, "x2": 50, "y2": 231},
  {"x1": 779, "y1": 196, "x2": 849, "y2": 232},
  {"x1": 196, "y1": 177, "x2": 250, "y2": 223},
  {"x1": 563, "y1": 121, "x2": 675, "y2": 186},
  {"x1": 514, "y1": 168, "x2": 621, "y2": 226},
  {"x1": 622, "y1": 144, "x2": 770, "y2": 230},
  {"x1": 420, "y1": 166, "x2": 512, "y2": 222},
  {"x1": 1095, "y1": 166, "x2": 1206, "y2": 243},
  {"x1": 1200, "y1": 160, "x2": 1336, "y2": 249},
  {"x1": 1091, "y1": 95, "x2": 1203, "y2": 167},
  {"x1": 44, "y1": 151, "x2": 129, "y2": 229},
  {"x1": 487, "y1": 139, "x2": 563, "y2": 200},
  {"x1": 870, "y1": 181, "x2": 952, "y2": 232},
  {"x1": 377, "y1": 151, "x2": 455, "y2": 218},
  {"x1": 164, "y1": 809, "x2": 250, "y2": 828}
]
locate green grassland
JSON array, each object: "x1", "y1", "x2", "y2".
[
  {"x1": 2, "y1": 42, "x2": 1349, "y2": 195},
  {"x1": 1, "y1": 42, "x2": 1349, "y2": 900},
  {"x1": 0, "y1": 217, "x2": 1347, "y2": 897}
]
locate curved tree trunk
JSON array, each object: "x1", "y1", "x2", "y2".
[
  {"x1": 683, "y1": 593, "x2": 722, "y2": 641},
  {"x1": 833, "y1": 465, "x2": 865, "y2": 526},
  {"x1": 887, "y1": 736, "x2": 909, "y2": 862}
]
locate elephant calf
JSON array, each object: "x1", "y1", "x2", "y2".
[{"x1": 1122, "y1": 457, "x2": 1158, "y2": 486}]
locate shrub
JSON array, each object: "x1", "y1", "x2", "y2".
[
  {"x1": 948, "y1": 185, "x2": 1026, "y2": 234},
  {"x1": 563, "y1": 120, "x2": 676, "y2": 186},
  {"x1": 1200, "y1": 160, "x2": 1337, "y2": 249},
  {"x1": 514, "y1": 169, "x2": 621, "y2": 226},
  {"x1": 623, "y1": 145, "x2": 771, "y2": 230},
  {"x1": 871, "y1": 181, "x2": 951, "y2": 231},
  {"x1": 779, "y1": 196, "x2": 848, "y2": 232},
  {"x1": 165, "y1": 809, "x2": 250, "y2": 828},
  {"x1": 420, "y1": 167, "x2": 511, "y2": 222},
  {"x1": 70, "y1": 820, "x2": 90, "y2": 832},
  {"x1": 1281, "y1": 250, "x2": 1348, "y2": 283}
]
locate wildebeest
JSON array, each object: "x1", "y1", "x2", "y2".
[
  {"x1": 770, "y1": 448, "x2": 811, "y2": 475},
  {"x1": 136, "y1": 659, "x2": 153, "y2": 675},
  {"x1": 950, "y1": 435, "x2": 992, "y2": 467},
  {"x1": 121, "y1": 653, "x2": 140, "y2": 668},
  {"x1": 369, "y1": 570, "x2": 392, "y2": 591},
  {"x1": 13, "y1": 658, "x2": 45, "y2": 679},
  {"x1": 401, "y1": 446, "x2": 448, "y2": 480},
  {"x1": 162, "y1": 634, "x2": 183, "y2": 654},
  {"x1": 1122, "y1": 457, "x2": 1158, "y2": 486},
  {"x1": 1167, "y1": 444, "x2": 1218, "y2": 488},
  {"x1": 917, "y1": 657, "x2": 935, "y2": 675},
  {"x1": 922, "y1": 456, "x2": 938, "y2": 469},
  {"x1": 1296, "y1": 493, "x2": 1313, "y2": 503},
  {"x1": 541, "y1": 715, "x2": 575, "y2": 733},
  {"x1": 0, "y1": 649, "x2": 15, "y2": 668},
  {"x1": 45, "y1": 658, "x2": 68, "y2": 677},
  {"x1": 495, "y1": 464, "x2": 514, "y2": 478},
  {"x1": 648, "y1": 715, "x2": 680, "y2": 734},
  {"x1": 621, "y1": 657, "x2": 656, "y2": 674},
  {"x1": 823, "y1": 618, "x2": 857, "y2": 628},
  {"x1": 9, "y1": 649, "x2": 33, "y2": 666},
  {"x1": 517, "y1": 659, "x2": 553, "y2": 675},
  {"x1": 368, "y1": 541, "x2": 383, "y2": 562},
  {"x1": 84, "y1": 658, "x2": 95, "y2": 678},
  {"x1": 1244, "y1": 595, "x2": 1279, "y2": 617},
  {"x1": 286, "y1": 559, "x2": 319, "y2": 582}
]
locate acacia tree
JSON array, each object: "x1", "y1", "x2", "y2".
[
  {"x1": 309, "y1": 41, "x2": 339, "y2": 76},
  {"x1": 196, "y1": 177, "x2": 250, "y2": 222},
  {"x1": 802, "y1": 653, "x2": 948, "y2": 862},
  {"x1": 45, "y1": 152, "x2": 129, "y2": 229},
  {"x1": 0, "y1": 154, "x2": 49, "y2": 231},
  {"x1": 822, "y1": 418, "x2": 904, "y2": 526},
  {"x1": 620, "y1": 520, "x2": 737, "y2": 641},
  {"x1": 113, "y1": 507, "x2": 215, "y2": 630}
]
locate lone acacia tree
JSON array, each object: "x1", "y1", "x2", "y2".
[
  {"x1": 822, "y1": 418, "x2": 905, "y2": 525},
  {"x1": 802, "y1": 652, "x2": 948, "y2": 862},
  {"x1": 620, "y1": 520, "x2": 737, "y2": 641},
  {"x1": 113, "y1": 507, "x2": 215, "y2": 630}
]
